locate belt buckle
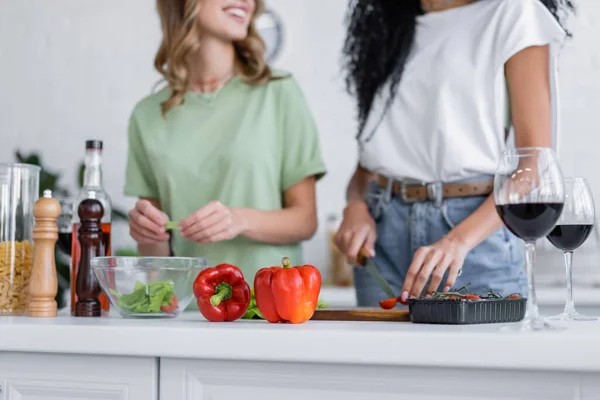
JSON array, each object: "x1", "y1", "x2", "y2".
[{"x1": 400, "y1": 181, "x2": 419, "y2": 203}]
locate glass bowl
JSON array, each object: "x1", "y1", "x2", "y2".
[{"x1": 91, "y1": 256, "x2": 208, "y2": 318}]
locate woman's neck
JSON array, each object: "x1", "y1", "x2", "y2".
[
  {"x1": 187, "y1": 37, "x2": 236, "y2": 93},
  {"x1": 421, "y1": 0, "x2": 477, "y2": 13}
]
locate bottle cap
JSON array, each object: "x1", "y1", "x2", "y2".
[
  {"x1": 43, "y1": 189, "x2": 52, "y2": 198},
  {"x1": 86, "y1": 140, "x2": 103, "y2": 150}
]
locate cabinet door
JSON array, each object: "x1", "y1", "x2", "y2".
[
  {"x1": 0, "y1": 352, "x2": 157, "y2": 400},
  {"x1": 160, "y1": 358, "x2": 582, "y2": 400}
]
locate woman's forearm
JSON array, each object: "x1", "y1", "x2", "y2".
[
  {"x1": 449, "y1": 47, "x2": 556, "y2": 250},
  {"x1": 137, "y1": 242, "x2": 171, "y2": 257},
  {"x1": 346, "y1": 165, "x2": 374, "y2": 204},
  {"x1": 235, "y1": 207, "x2": 317, "y2": 244},
  {"x1": 445, "y1": 194, "x2": 504, "y2": 249}
]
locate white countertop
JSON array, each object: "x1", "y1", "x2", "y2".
[{"x1": 2, "y1": 312, "x2": 600, "y2": 373}]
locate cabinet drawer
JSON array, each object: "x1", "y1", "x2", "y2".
[
  {"x1": 160, "y1": 358, "x2": 584, "y2": 400},
  {"x1": 0, "y1": 352, "x2": 157, "y2": 400}
]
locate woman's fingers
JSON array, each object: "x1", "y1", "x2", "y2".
[
  {"x1": 136, "y1": 200, "x2": 169, "y2": 226},
  {"x1": 186, "y1": 220, "x2": 230, "y2": 243},
  {"x1": 409, "y1": 249, "x2": 444, "y2": 298},
  {"x1": 128, "y1": 200, "x2": 171, "y2": 244},
  {"x1": 334, "y1": 202, "x2": 376, "y2": 266},
  {"x1": 364, "y1": 230, "x2": 377, "y2": 258},
  {"x1": 444, "y1": 260, "x2": 463, "y2": 292},
  {"x1": 180, "y1": 209, "x2": 225, "y2": 238},
  {"x1": 334, "y1": 223, "x2": 376, "y2": 266},
  {"x1": 129, "y1": 208, "x2": 165, "y2": 236},
  {"x1": 198, "y1": 227, "x2": 233, "y2": 244},
  {"x1": 200, "y1": 229, "x2": 234, "y2": 244},
  {"x1": 129, "y1": 222, "x2": 169, "y2": 243},
  {"x1": 426, "y1": 253, "x2": 453, "y2": 295},
  {"x1": 401, "y1": 247, "x2": 431, "y2": 301},
  {"x1": 346, "y1": 226, "x2": 372, "y2": 265},
  {"x1": 179, "y1": 201, "x2": 223, "y2": 231}
]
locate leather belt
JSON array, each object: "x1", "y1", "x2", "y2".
[{"x1": 376, "y1": 175, "x2": 493, "y2": 203}]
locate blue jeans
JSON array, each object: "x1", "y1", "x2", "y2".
[{"x1": 354, "y1": 180, "x2": 527, "y2": 306}]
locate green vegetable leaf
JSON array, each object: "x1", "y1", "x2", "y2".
[
  {"x1": 164, "y1": 221, "x2": 180, "y2": 231},
  {"x1": 242, "y1": 289, "x2": 265, "y2": 320},
  {"x1": 317, "y1": 299, "x2": 329, "y2": 309},
  {"x1": 243, "y1": 309, "x2": 258, "y2": 319},
  {"x1": 133, "y1": 281, "x2": 146, "y2": 292},
  {"x1": 115, "y1": 280, "x2": 175, "y2": 313},
  {"x1": 149, "y1": 286, "x2": 170, "y2": 312},
  {"x1": 116, "y1": 249, "x2": 139, "y2": 257}
]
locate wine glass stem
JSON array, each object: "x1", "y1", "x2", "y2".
[
  {"x1": 525, "y1": 242, "x2": 540, "y2": 320},
  {"x1": 563, "y1": 251, "x2": 576, "y2": 314}
]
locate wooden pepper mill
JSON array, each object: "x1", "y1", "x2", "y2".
[
  {"x1": 28, "y1": 189, "x2": 61, "y2": 317},
  {"x1": 75, "y1": 198, "x2": 105, "y2": 317}
]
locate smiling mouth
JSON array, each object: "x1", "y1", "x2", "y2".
[{"x1": 224, "y1": 6, "x2": 248, "y2": 21}]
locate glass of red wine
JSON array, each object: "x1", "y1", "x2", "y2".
[
  {"x1": 56, "y1": 197, "x2": 74, "y2": 256},
  {"x1": 494, "y1": 147, "x2": 565, "y2": 331},
  {"x1": 546, "y1": 177, "x2": 596, "y2": 321}
]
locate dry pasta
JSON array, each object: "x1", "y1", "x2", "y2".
[{"x1": 0, "y1": 240, "x2": 34, "y2": 314}]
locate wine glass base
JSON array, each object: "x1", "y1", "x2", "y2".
[
  {"x1": 546, "y1": 311, "x2": 597, "y2": 322},
  {"x1": 500, "y1": 316, "x2": 562, "y2": 332}
]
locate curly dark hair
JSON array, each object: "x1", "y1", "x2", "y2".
[{"x1": 343, "y1": 0, "x2": 575, "y2": 142}]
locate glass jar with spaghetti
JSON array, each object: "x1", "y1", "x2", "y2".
[{"x1": 0, "y1": 163, "x2": 40, "y2": 315}]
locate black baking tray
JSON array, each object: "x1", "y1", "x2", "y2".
[{"x1": 408, "y1": 298, "x2": 527, "y2": 325}]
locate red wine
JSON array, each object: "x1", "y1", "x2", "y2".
[
  {"x1": 547, "y1": 224, "x2": 594, "y2": 251},
  {"x1": 496, "y1": 203, "x2": 564, "y2": 242},
  {"x1": 56, "y1": 232, "x2": 72, "y2": 255}
]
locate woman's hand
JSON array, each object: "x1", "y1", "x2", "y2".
[
  {"x1": 400, "y1": 236, "x2": 469, "y2": 302},
  {"x1": 334, "y1": 201, "x2": 376, "y2": 265},
  {"x1": 179, "y1": 201, "x2": 247, "y2": 244},
  {"x1": 128, "y1": 199, "x2": 170, "y2": 245}
]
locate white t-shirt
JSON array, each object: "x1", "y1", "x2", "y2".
[{"x1": 358, "y1": 0, "x2": 567, "y2": 183}]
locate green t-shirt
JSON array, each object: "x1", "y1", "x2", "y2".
[{"x1": 124, "y1": 72, "x2": 326, "y2": 283}]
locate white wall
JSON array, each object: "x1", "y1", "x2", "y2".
[{"x1": 0, "y1": 0, "x2": 598, "y2": 279}]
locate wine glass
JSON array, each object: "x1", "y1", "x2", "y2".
[
  {"x1": 546, "y1": 177, "x2": 596, "y2": 321},
  {"x1": 56, "y1": 197, "x2": 74, "y2": 256},
  {"x1": 494, "y1": 147, "x2": 565, "y2": 331}
]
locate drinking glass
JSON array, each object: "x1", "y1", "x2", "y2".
[
  {"x1": 546, "y1": 177, "x2": 596, "y2": 321},
  {"x1": 494, "y1": 147, "x2": 565, "y2": 331},
  {"x1": 56, "y1": 198, "x2": 74, "y2": 256}
]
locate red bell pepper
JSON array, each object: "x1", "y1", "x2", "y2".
[
  {"x1": 193, "y1": 263, "x2": 251, "y2": 322},
  {"x1": 254, "y1": 257, "x2": 321, "y2": 324}
]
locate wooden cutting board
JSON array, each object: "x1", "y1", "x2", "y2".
[{"x1": 311, "y1": 308, "x2": 410, "y2": 322}]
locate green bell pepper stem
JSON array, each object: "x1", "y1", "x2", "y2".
[{"x1": 210, "y1": 282, "x2": 233, "y2": 306}]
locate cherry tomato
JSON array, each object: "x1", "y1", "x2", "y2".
[
  {"x1": 508, "y1": 294, "x2": 521, "y2": 299},
  {"x1": 398, "y1": 296, "x2": 409, "y2": 306},
  {"x1": 160, "y1": 295, "x2": 179, "y2": 313},
  {"x1": 448, "y1": 295, "x2": 458, "y2": 301},
  {"x1": 379, "y1": 297, "x2": 398, "y2": 309},
  {"x1": 465, "y1": 294, "x2": 480, "y2": 300}
]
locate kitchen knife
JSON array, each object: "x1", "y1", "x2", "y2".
[{"x1": 357, "y1": 247, "x2": 396, "y2": 298}]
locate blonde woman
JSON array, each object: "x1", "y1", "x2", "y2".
[{"x1": 125, "y1": 0, "x2": 326, "y2": 280}]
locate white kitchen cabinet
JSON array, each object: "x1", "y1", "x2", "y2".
[
  {"x1": 4, "y1": 315, "x2": 600, "y2": 400},
  {"x1": 160, "y1": 358, "x2": 588, "y2": 400},
  {"x1": 0, "y1": 352, "x2": 157, "y2": 400}
]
